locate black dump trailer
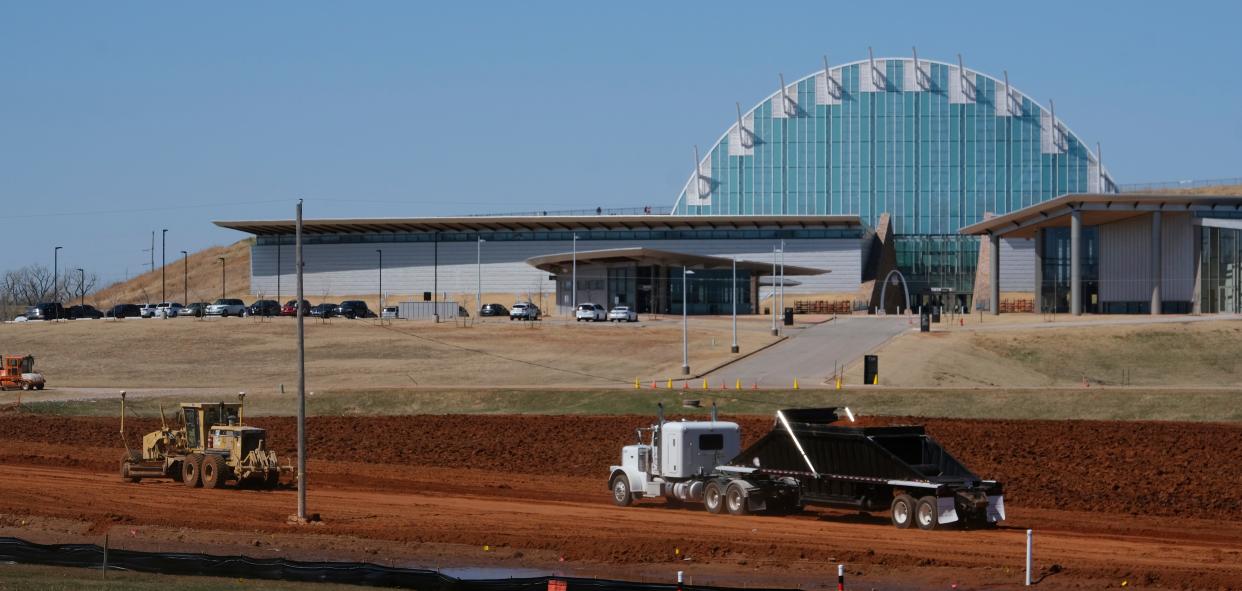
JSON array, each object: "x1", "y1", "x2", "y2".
[{"x1": 723, "y1": 408, "x2": 1005, "y2": 529}]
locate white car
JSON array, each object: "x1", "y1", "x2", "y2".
[
  {"x1": 139, "y1": 304, "x2": 159, "y2": 318},
  {"x1": 575, "y1": 303, "x2": 605, "y2": 322},
  {"x1": 205, "y1": 298, "x2": 247, "y2": 317},
  {"x1": 608, "y1": 306, "x2": 638, "y2": 322},
  {"x1": 509, "y1": 302, "x2": 541, "y2": 321},
  {"x1": 381, "y1": 306, "x2": 399, "y2": 319},
  {"x1": 155, "y1": 302, "x2": 184, "y2": 318}
]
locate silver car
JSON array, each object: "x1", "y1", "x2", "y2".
[
  {"x1": 139, "y1": 304, "x2": 159, "y2": 318},
  {"x1": 509, "y1": 302, "x2": 541, "y2": 321},
  {"x1": 205, "y1": 298, "x2": 246, "y2": 317},
  {"x1": 608, "y1": 306, "x2": 638, "y2": 322}
]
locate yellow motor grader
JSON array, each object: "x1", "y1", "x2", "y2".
[{"x1": 119, "y1": 392, "x2": 288, "y2": 489}]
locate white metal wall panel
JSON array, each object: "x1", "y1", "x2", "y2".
[
  {"x1": 814, "y1": 70, "x2": 843, "y2": 105},
  {"x1": 1162, "y1": 213, "x2": 1194, "y2": 301},
  {"x1": 949, "y1": 67, "x2": 974, "y2": 104},
  {"x1": 728, "y1": 111, "x2": 755, "y2": 156},
  {"x1": 860, "y1": 60, "x2": 882, "y2": 93},
  {"x1": 902, "y1": 58, "x2": 928, "y2": 92},
  {"x1": 995, "y1": 85, "x2": 1016, "y2": 117},
  {"x1": 1098, "y1": 215, "x2": 1151, "y2": 302},
  {"x1": 1041, "y1": 109, "x2": 1064, "y2": 154},
  {"x1": 1088, "y1": 159, "x2": 1101, "y2": 193},
  {"x1": 251, "y1": 238, "x2": 863, "y2": 300},
  {"x1": 772, "y1": 83, "x2": 798, "y2": 118},
  {"x1": 998, "y1": 238, "x2": 1035, "y2": 291}
]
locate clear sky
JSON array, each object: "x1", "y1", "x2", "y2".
[{"x1": 3, "y1": 1, "x2": 1240, "y2": 285}]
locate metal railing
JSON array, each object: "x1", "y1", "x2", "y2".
[
  {"x1": 1118, "y1": 176, "x2": 1242, "y2": 192},
  {"x1": 463, "y1": 205, "x2": 673, "y2": 217}
]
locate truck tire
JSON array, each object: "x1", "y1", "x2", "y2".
[
  {"x1": 119, "y1": 451, "x2": 141, "y2": 483},
  {"x1": 890, "y1": 494, "x2": 915, "y2": 529},
  {"x1": 201, "y1": 455, "x2": 227, "y2": 489},
  {"x1": 182, "y1": 454, "x2": 203, "y2": 488},
  {"x1": 703, "y1": 482, "x2": 725, "y2": 514},
  {"x1": 915, "y1": 496, "x2": 940, "y2": 531},
  {"x1": 725, "y1": 483, "x2": 750, "y2": 516},
  {"x1": 610, "y1": 475, "x2": 633, "y2": 507}
]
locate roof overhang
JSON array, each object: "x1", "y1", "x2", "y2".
[
  {"x1": 526, "y1": 247, "x2": 829, "y2": 276},
  {"x1": 959, "y1": 193, "x2": 1242, "y2": 238},
  {"x1": 214, "y1": 214, "x2": 865, "y2": 236}
]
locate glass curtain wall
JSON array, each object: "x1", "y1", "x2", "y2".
[
  {"x1": 1039, "y1": 227, "x2": 1098, "y2": 313},
  {"x1": 1201, "y1": 226, "x2": 1241, "y2": 314}
]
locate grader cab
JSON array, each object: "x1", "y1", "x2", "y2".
[{"x1": 120, "y1": 394, "x2": 286, "y2": 489}]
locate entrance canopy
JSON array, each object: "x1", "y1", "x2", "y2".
[
  {"x1": 959, "y1": 193, "x2": 1242, "y2": 238},
  {"x1": 526, "y1": 247, "x2": 830, "y2": 276}
]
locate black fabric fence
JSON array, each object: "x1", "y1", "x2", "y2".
[{"x1": 0, "y1": 537, "x2": 795, "y2": 591}]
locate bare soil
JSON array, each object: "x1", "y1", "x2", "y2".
[{"x1": 0, "y1": 413, "x2": 1239, "y2": 589}]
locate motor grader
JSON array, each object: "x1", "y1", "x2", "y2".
[
  {"x1": 0, "y1": 355, "x2": 45, "y2": 391},
  {"x1": 119, "y1": 392, "x2": 287, "y2": 489}
]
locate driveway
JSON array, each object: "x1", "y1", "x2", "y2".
[{"x1": 708, "y1": 316, "x2": 910, "y2": 387}]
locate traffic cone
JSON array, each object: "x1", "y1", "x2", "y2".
[
  {"x1": 872, "y1": 373, "x2": 878, "y2": 385},
  {"x1": 701, "y1": 378, "x2": 708, "y2": 390},
  {"x1": 793, "y1": 378, "x2": 800, "y2": 390},
  {"x1": 719, "y1": 382, "x2": 727, "y2": 391},
  {"x1": 651, "y1": 380, "x2": 658, "y2": 389},
  {"x1": 836, "y1": 376, "x2": 842, "y2": 390},
  {"x1": 735, "y1": 379, "x2": 741, "y2": 390},
  {"x1": 682, "y1": 381, "x2": 689, "y2": 390},
  {"x1": 634, "y1": 378, "x2": 640, "y2": 390},
  {"x1": 751, "y1": 381, "x2": 758, "y2": 390},
  {"x1": 667, "y1": 378, "x2": 673, "y2": 389}
]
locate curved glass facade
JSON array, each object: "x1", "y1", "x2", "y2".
[{"x1": 674, "y1": 57, "x2": 1115, "y2": 235}]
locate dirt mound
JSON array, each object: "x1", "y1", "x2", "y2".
[{"x1": 1, "y1": 413, "x2": 1239, "y2": 520}]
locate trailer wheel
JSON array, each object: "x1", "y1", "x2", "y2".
[
  {"x1": 703, "y1": 482, "x2": 724, "y2": 514},
  {"x1": 725, "y1": 484, "x2": 749, "y2": 516},
  {"x1": 182, "y1": 454, "x2": 203, "y2": 488},
  {"x1": 201, "y1": 455, "x2": 227, "y2": 489},
  {"x1": 609, "y1": 475, "x2": 633, "y2": 507},
  {"x1": 915, "y1": 496, "x2": 939, "y2": 530},
  {"x1": 890, "y1": 494, "x2": 915, "y2": 529},
  {"x1": 119, "y1": 451, "x2": 141, "y2": 483}
]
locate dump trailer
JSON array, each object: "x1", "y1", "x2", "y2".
[
  {"x1": 118, "y1": 393, "x2": 287, "y2": 489},
  {"x1": 0, "y1": 355, "x2": 45, "y2": 391},
  {"x1": 607, "y1": 406, "x2": 1004, "y2": 530}
]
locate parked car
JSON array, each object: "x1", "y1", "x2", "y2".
[
  {"x1": 66, "y1": 304, "x2": 104, "y2": 320},
  {"x1": 181, "y1": 302, "x2": 208, "y2": 318},
  {"x1": 139, "y1": 303, "x2": 159, "y2": 318},
  {"x1": 608, "y1": 305, "x2": 638, "y2": 322},
  {"x1": 248, "y1": 299, "x2": 281, "y2": 317},
  {"x1": 205, "y1": 298, "x2": 246, "y2": 317},
  {"x1": 108, "y1": 303, "x2": 142, "y2": 318},
  {"x1": 280, "y1": 299, "x2": 311, "y2": 316},
  {"x1": 310, "y1": 303, "x2": 337, "y2": 318},
  {"x1": 155, "y1": 302, "x2": 184, "y2": 318},
  {"x1": 509, "y1": 302, "x2": 541, "y2": 321},
  {"x1": 25, "y1": 303, "x2": 66, "y2": 321},
  {"x1": 479, "y1": 303, "x2": 508, "y2": 317},
  {"x1": 381, "y1": 306, "x2": 399, "y2": 319},
  {"x1": 576, "y1": 303, "x2": 606, "y2": 322},
  {"x1": 335, "y1": 300, "x2": 374, "y2": 319}
]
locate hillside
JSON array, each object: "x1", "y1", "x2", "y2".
[
  {"x1": 1134, "y1": 181, "x2": 1242, "y2": 195},
  {"x1": 90, "y1": 240, "x2": 252, "y2": 307}
]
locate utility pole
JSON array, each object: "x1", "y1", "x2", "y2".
[
  {"x1": 571, "y1": 233, "x2": 578, "y2": 314},
  {"x1": 731, "y1": 257, "x2": 739, "y2": 353},
  {"x1": 161, "y1": 229, "x2": 168, "y2": 307},
  {"x1": 150, "y1": 231, "x2": 155, "y2": 274},
  {"x1": 217, "y1": 257, "x2": 226, "y2": 299},
  {"x1": 53, "y1": 246, "x2": 63, "y2": 304},
  {"x1": 180, "y1": 251, "x2": 188, "y2": 304},
  {"x1": 779, "y1": 239, "x2": 786, "y2": 332},
  {"x1": 682, "y1": 266, "x2": 692, "y2": 375},
  {"x1": 770, "y1": 245, "x2": 778, "y2": 336},
  {"x1": 276, "y1": 237, "x2": 282, "y2": 306},
  {"x1": 375, "y1": 249, "x2": 383, "y2": 316},
  {"x1": 477, "y1": 235, "x2": 485, "y2": 315},
  {"x1": 295, "y1": 199, "x2": 307, "y2": 523}
]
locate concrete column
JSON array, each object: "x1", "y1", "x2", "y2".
[
  {"x1": 1033, "y1": 228, "x2": 1043, "y2": 314},
  {"x1": 1070, "y1": 209, "x2": 1082, "y2": 316},
  {"x1": 1151, "y1": 211, "x2": 1162, "y2": 315},
  {"x1": 989, "y1": 233, "x2": 1000, "y2": 315}
]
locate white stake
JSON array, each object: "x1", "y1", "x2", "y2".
[{"x1": 1025, "y1": 528, "x2": 1033, "y2": 585}]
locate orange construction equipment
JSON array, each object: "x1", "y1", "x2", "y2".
[{"x1": 0, "y1": 355, "x2": 45, "y2": 391}]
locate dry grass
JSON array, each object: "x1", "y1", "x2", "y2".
[
  {"x1": 846, "y1": 318, "x2": 1242, "y2": 387},
  {"x1": 90, "y1": 240, "x2": 252, "y2": 307},
  {"x1": 1131, "y1": 182, "x2": 1242, "y2": 195},
  {"x1": 1, "y1": 314, "x2": 783, "y2": 389}
]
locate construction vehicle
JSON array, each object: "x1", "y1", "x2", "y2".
[
  {"x1": 0, "y1": 355, "x2": 45, "y2": 391},
  {"x1": 119, "y1": 392, "x2": 287, "y2": 489},
  {"x1": 607, "y1": 406, "x2": 1005, "y2": 530}
]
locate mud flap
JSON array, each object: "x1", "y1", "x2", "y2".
[
  {"x1": 986, "y1": 495, "x2": 1006, "y2": 522},
  {"x1": 937, "y1": 497, "x2": 959, "y2": 525}
]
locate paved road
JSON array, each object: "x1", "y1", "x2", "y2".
[{"x1": 708, "y1": 316, "x2": 910, "y2": 388}]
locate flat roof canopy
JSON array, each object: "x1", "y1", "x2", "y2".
[
  {"x1": 215, "y1": 214, "x2": 864, "y2": 236},
  {"x1": 526, "y1": 247, "x2": 829, "y2": 276},
  {"x1": 959, "y1": 193, "x2": 1242, "y2": 238}
]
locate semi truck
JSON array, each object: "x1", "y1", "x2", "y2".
[{"x1": 607, "y1": 406, "x2": 1004, "y2": 530}]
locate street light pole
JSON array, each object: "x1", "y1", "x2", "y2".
[
  {"x1": 161, "y1": 229, "x2": 168, "y2": 308},
  {"x1": 682, "y1": 265, "x2": 691, "y2": 375},
  {"x1": 731, "y1": 257, "x2": 739, "y2": 353},
  {"x1": 571, "y1": 233, "x2": 578, "y2": 315},
  {"x1": 476, "y1": 235, "x2": 485, "y2": 315},
  {"x1": 180, "y1": 251, "x2": 188, "y2": 304},
  {"x1": 295, "y1": 199, "x2": 307, "y2": 523},
  {"x1": 375, "y1": 249, "x2": 383, "y2": 316},
  {"x1": 53, "y1": 246, "x2": 62, "y2": 305},
  {"x1": 276, "y1": 238, "x2": 281, "y2": 306},
  {"x1": 779, "y1": 239, "x2": 785, "y2": 333},
  {"x1": 217, "y1": 257, "x2": 226, "y2": 300},
  {"x1": 770, "y1": 245, "x2": 778, "y2": 336}
]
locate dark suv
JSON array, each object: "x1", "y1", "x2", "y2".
[
  {"x1": 248, "y1": 300, "x2": 281, "y2": 317},
  {"x1": 479, "y1": 303, "x2": 508, "y2": 317},
  {"x1": 67, "y1": 304, "x2": 104, "y2": 319},
  {"x1": 25, "y1": 303, "x2": 66, "y2": 320},
  {"x1": 109, "y1": 303, "x2": 143, "y2": 318},
  {"x1": 335, "y1": 300, "x2": 374, "y2": 319}
]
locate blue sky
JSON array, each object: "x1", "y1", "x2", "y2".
[{"x1": 3, "y1": 1, "x2": 1240, "y2": 285}]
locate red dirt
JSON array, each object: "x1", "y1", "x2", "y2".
[{"x1": 0, "y1": 414, "x2": 1240, "y2": 589}]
